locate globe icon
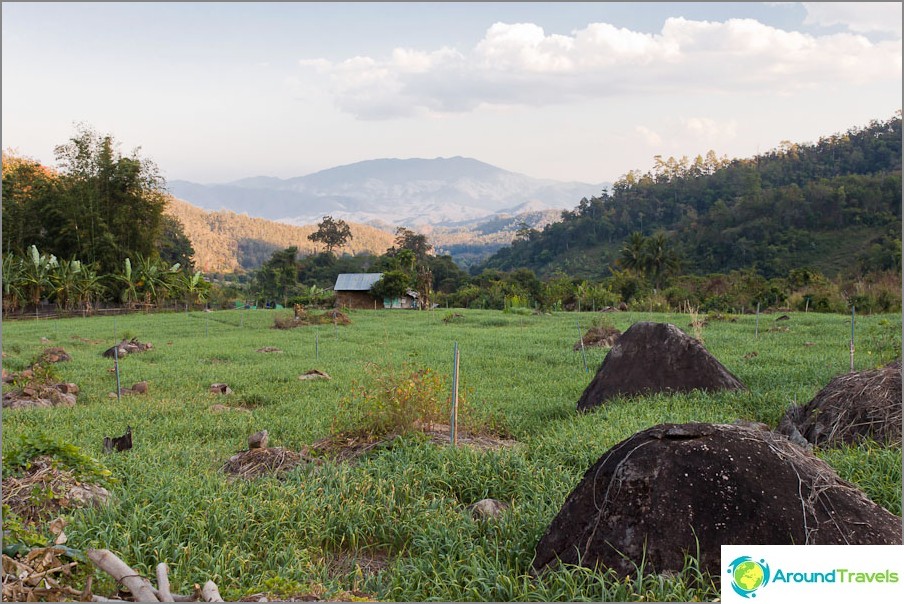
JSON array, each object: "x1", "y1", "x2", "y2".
[{"x1": 733, "y1": 560, "x2": 765, "y2": 592}]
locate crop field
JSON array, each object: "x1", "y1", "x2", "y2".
[{"x1": 2, "y1": 308, "x2": 901, "y2": 601}]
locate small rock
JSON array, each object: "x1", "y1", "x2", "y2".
[
  {"x1": 69, "y1": 484, "x2": 111, "y2": 507},
  {"x1": 56, "y1": 383, "x2": 80, "y2": 395},
  {"x1": 469, "y1": 498, "x2": 509, "y2": 520},
  {"x1": 248, "y1": 430, "x2": 269, "y2": 449},
  {"x1": 49, "y1": 390, "x2": 77, "y2": 407}
]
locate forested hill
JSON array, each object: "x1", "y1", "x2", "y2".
[
  {"x1": 164, "y1": 198, "x2": 395, "y2": 273},
  {"x1": 480, "y1": 115, "x2": 902, "y2": 279}
]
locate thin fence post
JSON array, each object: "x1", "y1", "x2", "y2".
[
  {"x1": 113, "y1": 316, "x2": 122, "y2": 404},
  {"x1": 450, "y1": 342, "x2": 460, "y2": 446},
  {"x1": 755, "y1": 302, "x2": 760, "y2": 339},
  {"x1": 576, "y1": 319, "x2": 588, "y2": 373},
  {"x1": 850, "y1": 305, "x2": 855, "y2": 372}
]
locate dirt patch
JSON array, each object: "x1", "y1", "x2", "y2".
[
  {"x1": 532, "y1": 423, "x2": 902, "y2": 580},
  {"x1": 576, "y1": 322, "x2": 746, "y2": 411},
  {"x1": 326, "y1": 547, "x2": 391, "y2": 580},
  {"x1": 574, "y1": 325, "x2": 621, "y2": 351},
  {"x1": 2, "y1": 456, "x2": 109, "y2": 527},
  {"x1": 221, "y1": 447, "x2": 321, "y2": 480},
  {"x1": 256, "y1": 346, "x2": 283, "y2": 353},
  {"x1": 778, "y1": 359, "x2": 902, "y2": 447},
  {"x1": 299, "y1": 369, "x2": 331, "y2": 381}
]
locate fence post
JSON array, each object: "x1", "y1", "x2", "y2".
[
  {"x1": 576, "y1": 319, "x2": 588, "y2": 373},
  {"x1": 850, "y1": 305, "x2": 855, "y2": 372},
  {"x1": 450, "y1": 342, "x2": 460, "y2": 446},
  {"x1": 755, "y1": 302, "x2": 760, "y2": 339}
]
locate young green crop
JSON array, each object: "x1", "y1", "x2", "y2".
[{"x1": 1, "y1": 308, "x2": 900, "y2": 601}]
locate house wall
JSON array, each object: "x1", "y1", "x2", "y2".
[{"x1": 336, "y1": 291, "x2": 380, "y2": 309}]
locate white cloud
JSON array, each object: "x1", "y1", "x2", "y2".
[
  {"x1": 295, "y1": 16, "x2": 902, "y2": 120},
  {"x1": 635, "y1": 125, "x2": 663, "y2": 147},
  {"x1": 802, "y1": 2, "x2": 902, "y2": 35}
]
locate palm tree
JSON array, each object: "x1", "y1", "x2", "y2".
[
  {"x1": 644, "y1": 232, "x2": 682, "y2": 291},
  {"x1": 619, "y1": 232, "x2": 648, "y2": 274}
]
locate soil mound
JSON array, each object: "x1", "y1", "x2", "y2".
[
  {"x1": 102, "y1": 338, "x2": 152, "y2": 358},
  {"x1": 2, "y1": 382, "x2": 78, "y2": 410},
  {"x1": 221, "y1": 447, "x2": 321, "y2": 480},
  {"x1": 576, "y1": 322, "x2": 745, "y2": 411},
  {"x1": 574, "y1": 326, "x2": 621, "y2": 351},
  {"x1": 2, "y1": 456, "x2": 110, "y2": 527},
  {"x1": 778, "y1": 360, "x2": 902, "y2": 447},
  {"x1": 39, "y1": 348, "x2": 71, "y2": 364},
  {"x1": 532, "y1": 423, "x2": 901, "y2": 579}
]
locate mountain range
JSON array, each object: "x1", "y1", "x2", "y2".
[{"x1": 168, "y1": 156, "x2": 606, "y2": 229}]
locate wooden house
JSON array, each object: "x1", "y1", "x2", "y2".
[{"x1": 333, "y1": 273, "x2": 419, "y2": 309}]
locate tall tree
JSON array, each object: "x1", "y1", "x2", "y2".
[
  {"x1": 47, "y1": 124, "x2": 168, "y2": 275},
  {"x1": 307, "y1": 215, "x2": 352, "y2": 254}
]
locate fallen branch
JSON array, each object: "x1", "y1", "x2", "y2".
[
  {"x1": 87, "y1": 549, "x2": 159, "y2": 603},
  {"x1": 156, "y1": 563, "x2": 174, "y2": 602},
  {"x1": 201, "y1": 580, "x2": 223, "y2": 602}
]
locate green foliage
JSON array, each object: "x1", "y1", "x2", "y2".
[
  {"x1": 2, "y1": 432, "x2": 114, "y2": 485},
  {"x1": 370, "y1": 270, "x2": 411, "y2": 301},
  {"x1": 335, "y1": 362, "x2": 453, "y2": 439},
  {"x1": 1, "y1": 274, "x2": 900, "y2": 599},
  {"x1": 478, "y1": 115, "x2": 902, "y2": 281},
  {"x1": 307, "y1": 215, "x2": 353, "y2": 254}
]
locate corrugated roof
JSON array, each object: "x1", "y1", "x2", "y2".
[{"x1": 334, "y1": 273, "x2": 384, "y2": 291}]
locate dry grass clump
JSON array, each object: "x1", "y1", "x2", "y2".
[
  {"x1": 2, "y1": 457, "x2": 110, "y2": 527},
  {"x1": 221, "y1": 447, "x2": 320, "y2": 480},
  {"x1": 273, "y1": 310, "x2": 351, "y2": 329},
  {"x1": 779, "y1": 359, "x2": 902, "y2": 447},
  {"x1": 575, "y1": 316, "x2": 622, "y2": 350}
]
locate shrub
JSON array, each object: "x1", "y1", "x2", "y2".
[{"x1": 335, "y1": 362, "x2": 458, "y2": 438}]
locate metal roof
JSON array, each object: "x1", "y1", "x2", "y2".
[{"x1": 334, "y1": 273, "x2": 384, "y2": 291}]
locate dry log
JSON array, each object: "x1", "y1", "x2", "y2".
[
  {"x1": 87, "y1": 549, "x2": 159, "y2": 602},
  {"x1": 201, "y1": 580, "x2": 224, "y2": 602},
  {"x1": 156, "y1": 563, "x2": 174, "y2": 602}
]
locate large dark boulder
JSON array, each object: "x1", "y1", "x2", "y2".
[
  {"x1": 533, "y1": 423, "x2": 901, "y2": 578},
  {"x1": 778, "y1": 359, "x2": 902, "y2": 447},
  {"x1": 576, "y1": 322, "x2": 745, "y2": 411}
]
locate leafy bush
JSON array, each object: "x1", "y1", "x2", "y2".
[
  {"x1": 335, "y1": 362, "x2": 456, "y2": 438},
  {"x1": 2, "y1": 432, "x2": 114, "y2": 484}
]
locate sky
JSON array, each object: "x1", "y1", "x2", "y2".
[{"x1": 2, "y1": 2, "x2": 901, "y2": 186}]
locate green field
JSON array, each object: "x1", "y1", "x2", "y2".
[{"x1": 2, "y1": 308, "x2": 901, "y2": 601}]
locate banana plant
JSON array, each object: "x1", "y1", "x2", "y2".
[
  {"x1": 20, "y1": 245, "x2": 57, "y2": 311},
  {"x1": 2, "y1": 252, "x2": 24, "y2": 313},
  {"x1": 50, "y1": 258, "x2": 82, "y2": 311},
  {"x1": 115, "y1": 257, "x2": 140, "y2": 307}
]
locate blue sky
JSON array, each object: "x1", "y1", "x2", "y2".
[{"x1": 2, "y1": 2, "x2": 901, "y2": 186}]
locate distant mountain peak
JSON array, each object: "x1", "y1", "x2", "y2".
[{"x1": 168, "y1": 156, "x2": 607, "y2": 232}]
